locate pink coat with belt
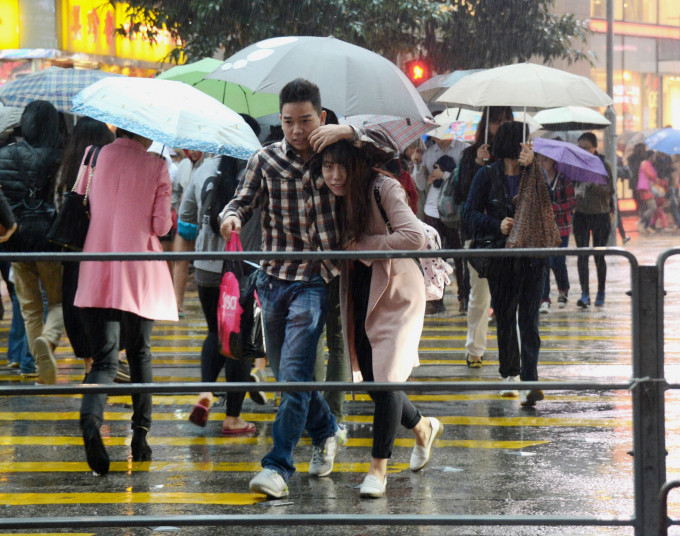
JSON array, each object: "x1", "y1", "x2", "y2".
[
  {"x1": 74, "y1": 137, "x2": 178, "y2": 321},
  {"x1": 339, "y1": 176, "x2": 427, "y2": 383}
]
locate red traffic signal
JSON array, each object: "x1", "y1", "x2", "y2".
[{"x1": 404, "y1": 59, "x2": 431, "y2": 87}]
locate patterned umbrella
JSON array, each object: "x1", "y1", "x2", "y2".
[
  {"x1": 72, "y1": 76, "x2": 261, "y2": 160},
  {"x1": 341, "y1": 115, "x2": 437, "y2": 150},
  {"x1": 0, "y1": 67, "x2": 121, "y2": 113}
]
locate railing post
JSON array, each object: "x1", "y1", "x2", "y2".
[{"x1": 632, "y1": 266, "x2": 666, "y2": 536}]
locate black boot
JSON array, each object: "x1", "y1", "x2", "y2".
[
  {"x1": 81, "y1": 416, "x2": 110, "y2": 475},
  {"x1": 131, "y1": 426, "x2": 152, "y2": 461}
]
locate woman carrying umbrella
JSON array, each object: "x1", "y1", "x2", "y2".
[
  {"x1": 314, "y1": 140, "x2": 443, "y2": 499},
  {"x1": 75, "y1": 128, "x2": 178, "y2": 476},
  {"x1": 464, "y1": 121, "x2": 545, "y2": 407}
]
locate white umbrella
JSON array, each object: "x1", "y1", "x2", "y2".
[
  {"x1": 71, "y1": 77, "x2": 261, "y2": 160},
  {"x1": 437, "y1": 63, "x2": 613, "y2": 109},
  {"x1": 533, "y1": 106, "x2": 611, "y2": 131},
  {"x1": 417, "y1": 69, "x2": 484, "y2": 103},
  {"x1": 206, "y1": 36, "x2": 432, "y2": 121}
]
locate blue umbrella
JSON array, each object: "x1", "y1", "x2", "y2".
[
  {"x1": 645, "y1": 128, "x2": 680, "y2": 155},
  {"x1": 533, "y1": 138, "x2": 608, "y2": 185},
  {"x1": 0, "y1": 67, "x2": 121, "y2": 113}
]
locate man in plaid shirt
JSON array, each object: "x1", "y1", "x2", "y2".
[{"x1": 220, "y1": 79, "x2": 396, "y2": 498}]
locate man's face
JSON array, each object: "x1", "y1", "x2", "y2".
[
  {"x1": 578, "y1": 140, "x2": 596, "y2": 154},
  {"x1": 280, "y1": 102, "x2": 325, "y2": 154}
]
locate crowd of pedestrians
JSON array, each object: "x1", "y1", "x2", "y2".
[{"x1": 0, "y1": 75, "x2": 678, "y2": 501}]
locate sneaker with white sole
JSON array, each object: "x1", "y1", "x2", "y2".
[
  {"x1": 248, "y1": 368, "x2": 267, "y2": 406},
  {"x1": 500, "y1": 375, "x2": 520, "y2": 397},
  {"x1": 360, "y1": 474, "x2": 386, "y2": 498},
  {"x1": 410, "y1": 417, "x2": 443, "y2": 471},
  {"x1": 539, "y1": 301, "x2": 550, "y2": 314},
  {"x1": 249, "y1": 468, "x2": 289, "y2": 498},
  {"x1": 34, "y1": 336, "x2": 57, "y2": 385},
  {"x1": 309, "y1": 424, "x2": 347, "y2": 477},
  {"x1": 520, "y1": 389, "x2": 545, "y2": 408},
  {"x1": 557, "y1": 292, "x2": 568, "y2": 308}
]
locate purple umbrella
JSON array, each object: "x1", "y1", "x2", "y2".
[{"x1": 533, "y1": 138, "x2": 608, "y2": 185}]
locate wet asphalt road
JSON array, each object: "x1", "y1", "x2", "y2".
[{"x1": 0, "y1": 219, "x2": 679, "y2": 535}]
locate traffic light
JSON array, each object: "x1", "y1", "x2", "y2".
[{"x1": 404, "y1": 59, "x2": 431, "y2": 87}]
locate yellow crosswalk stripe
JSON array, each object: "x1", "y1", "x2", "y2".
[
  {"x1": 0, "y1": 492, "x2": 262, "y2": 505},
  {"x1": 0, "y1": 411, "x2": 620, "y2": 427},
  {"x1": 0, "y1": 436, "x2": 547, "y2": 450}
]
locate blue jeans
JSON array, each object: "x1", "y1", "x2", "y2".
[
  {"x1": 542, "y1": 234, "x2": 570, "y2": 301},
  {"x1": 9, "y1": 290, "x2": 34, "y2": 373},
  {"x1": 256, "y1": 272, "x2": 337, "y2": 481}
]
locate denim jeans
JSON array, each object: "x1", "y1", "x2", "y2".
[
  {"x1": 542, "y1": 234, "x2": 571, "y2": 301},
  {"x1": 9, "y1": 289, "x2": 34, "y2": 373},
  {"x1": 256, "y1": 271, "x2": 337, "y2": 481}
]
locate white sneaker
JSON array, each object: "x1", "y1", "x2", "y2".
[
  {"x1": 34, "y1": 337, "x2": 57, "y2": 385},
  {"x1": 309, "y1": 424, "x2": 347, "y2": 477},
  {"x1": 249, "y1": 468, "x2": 289, "y2": 498},
  {"x1": 410, "y1": 417, "x2": 443, "y2": 472},
  {"x1": 360, "y1": 474, "x2": 386, "y2": 498},
  {"x1": 539, "y1": 301, "x2": 550, "y2": 314},
  {"x1": 500, "y1": 376, "x2": 520, "y2": 397}
]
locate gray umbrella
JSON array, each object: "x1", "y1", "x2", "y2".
[
  {"x1": 206, "y1": 36, "x2": 432, "y2": 121},
  {"x1": 0, "y1": 104, "x2": 23, "y2": 135}
]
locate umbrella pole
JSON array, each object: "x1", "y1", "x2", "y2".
[
  {"x1": 523, "y1": 106, "x2": 527, "y2": 144},
  {"x1": 485, "y1": 106, "x2": 489, "y2": 145}
]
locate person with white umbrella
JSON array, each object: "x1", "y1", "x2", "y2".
[{"x1": 219, "y1": 79, "x2": 397, "y2": 499}]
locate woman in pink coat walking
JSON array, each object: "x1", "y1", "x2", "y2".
[
  {"x1": 316, "y1": 140, "x2": 443, "y2": 499},
  {"x1": 74, "y1": 129, "x2": 177, "y2": 475}
]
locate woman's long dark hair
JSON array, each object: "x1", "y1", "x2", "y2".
[
  {"x1": 20, "y1": 100, "x2": 63, "y2": 149},
  {"x1": 56, "y1": 117, "x2": 114, "y2": 204},
  {"x1": 315, "y1": 140, "x2": 375, "y2": 246},
  {"x1": 209, "y1": 155, "x2": 244, "y2": 234},
  {"x1": 471, "y1": 106, "x2": 514, "y2": 153}
]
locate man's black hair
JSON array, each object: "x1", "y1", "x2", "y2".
[
  {"x1": 492, "y1": 121, "x2": 529, "y2": 160},
  {"x1": 279, "y1": 78, "x2": 322, "y2": 114},
  {"x1": 578, "y1": 132, "x2": 598, "y2": 149}
]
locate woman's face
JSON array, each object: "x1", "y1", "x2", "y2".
[
  {"x1": 405, "y1": 146, "x2": 422, "y2": 162},
  {"x1": 322, "y1": 158, "x2": 347, "y2": 197}
]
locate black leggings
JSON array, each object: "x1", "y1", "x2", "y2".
[
  {"x1": 573, "y1": 212, "x2": 611, "y2": 295},
  {"x1": 197, "y1": 284, "x2": 250, "y2": 418},
  {"x1": 351, "y1": 261, "x2": 421, "y2": 460}
]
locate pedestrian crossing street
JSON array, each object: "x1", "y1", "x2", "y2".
[{"x1": 0, "y1": 282, "x2": 667, "y2": 532}]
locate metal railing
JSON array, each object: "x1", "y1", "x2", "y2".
[{"x1": 0, "y1": 247, "x2": 664, "y2": 534}]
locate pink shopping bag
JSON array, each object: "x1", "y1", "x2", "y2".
[{"x1": 217, "y1": 236, "x2": 244, "y2": 357}]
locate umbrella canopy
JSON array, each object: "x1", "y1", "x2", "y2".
[
  {"x1": 157, "y1": 58, "x2": 279, "y2": 118},
  {"x1": 533, "y1": 138, "x2": 608, "y2": 185},
  {"x1": 417, "y1": 69, "x2": 484, "y2": 103},
  {"x1": 645, "y1": 127, "x2": 680, "y2": 155},
  {"x1": 0, "y1": 67, "x2": 121, "y2": 113},
  {"x1": 428, "y1": 108, "x2": 482, "y2": 141},
  {"x1": 71, "y1": 77, "x2": 261, "y2": 160},
  {"x1": 206, "y1": 36, "x2": 432, "y2": 121},
  {"x1": 437, "y1": 63, "x2": 613, "y2": 110},
  {"x1": 0, "y1": 104, "x2": 23, "y2": 134},
  {"x1": 533, "y1": 106, "x2": 610, "y2": 131},
  {"x1": 341, "y1": 115, "x2": 437, "y2": 150}
]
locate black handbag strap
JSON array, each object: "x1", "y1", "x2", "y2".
[{"x1": 373, "y1": 181, "x2": 393, "y2": 234}]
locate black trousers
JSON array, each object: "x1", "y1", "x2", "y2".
[
  {"x1": 80, "y1": 308, "x2": 154, "y2": 430},
  {"x1": 61, "y1": 261, "x2": 91, "y2": 358},
  {"x1": 351, "y1": 261, "x2": 421, "y2": 459},
  {"x1": 197, "y1": 284, "x2": 250, "y2": 417},
  {"x1": 573, "y1": 212, "x2": 611, "y2": 295}
]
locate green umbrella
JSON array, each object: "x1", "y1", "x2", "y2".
[{"x1": 157, "y1": 58, "x2": 279, "y2": 118}]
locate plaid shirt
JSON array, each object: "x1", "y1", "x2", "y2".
[
  {"x1": 551, "y1": 172, "x2": 576, "y2": 238},
  {"x1": 223, "y1": 128, "x2": 396, "y2": 282}
]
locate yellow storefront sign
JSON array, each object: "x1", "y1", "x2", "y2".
[
  {"x1": 0, "y1": 0, "x2": 20, "y2": 49},
  {"x1": 60, "y1": 0, "x2": 181, "y2": 63}
]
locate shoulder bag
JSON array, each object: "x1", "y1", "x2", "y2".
[{"x1": 47, "y1": 145, "x2": 101, "y2": 251}]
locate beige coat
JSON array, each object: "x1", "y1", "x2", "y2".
[{"x1": 339, "y1": 175, "x2": 427, "y2": 383}]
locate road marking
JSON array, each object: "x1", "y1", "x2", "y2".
[{"x1": 0, "y1": 492, "x2": 262, "y2": 505}]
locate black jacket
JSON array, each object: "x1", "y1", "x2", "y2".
[{"x1": 0, "y1": 141, "x2": 61, "y2": 205}]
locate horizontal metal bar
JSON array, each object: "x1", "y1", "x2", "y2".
[
  {"x1": 0, "y1": 380, "x2": 634, "y2": 396},
  {"x1": 0, "y1": 247, "x2": 639, "y2": 263},
  {"x1": 0, "y1": 514, "x2": 636, "y2": 529}
]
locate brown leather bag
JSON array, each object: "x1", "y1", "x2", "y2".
[{"x1": 506, "y1": 159, "x2": 561, "y2": 249}]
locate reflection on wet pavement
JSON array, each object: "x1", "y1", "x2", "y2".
[{"x1": 0, "y1": 224, "x2": 678, "y2": 535}]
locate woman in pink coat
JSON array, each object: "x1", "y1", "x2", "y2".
[
  {"x1": 316, "y1": 140, "x2": 443, "y2": 499},
  {"x1": 74, "y1": 129, "x2": 177, "y2": 475}
]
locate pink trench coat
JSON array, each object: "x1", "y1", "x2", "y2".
[
  {"x1": 339, "y1": 176, "x2": 427, "y2": 383},
  {"x1": 74, "y1": 137, "x2": 178, "y2": 322}
]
